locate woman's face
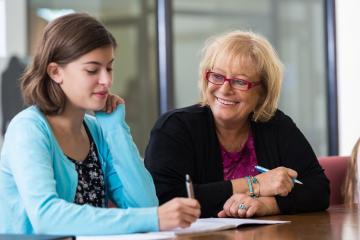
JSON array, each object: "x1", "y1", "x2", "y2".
[
  {"x1": 54, "y1": 45, "x2": 114, "y2": 112},
  {"x1": 205, "y1": 56, "x2": 263, "y2": 127}
]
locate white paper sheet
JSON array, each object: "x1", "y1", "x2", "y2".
[
  {"x1": 167, "y1": 217, "x2": 290, "y2": 235},
  {"x1": 77, "y1": 217, "x2": 290, "y2": 239}
]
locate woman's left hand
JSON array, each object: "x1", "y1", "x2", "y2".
[
  {"x1": 102, "y1": 93, "x2": 125, "y2": 113},
  {"x1": 217, "y1": 193, "x2": 280, "y2": 218}
]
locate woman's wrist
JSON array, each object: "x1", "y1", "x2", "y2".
[
  {"x1": 231, "y1": 178, "x2": 249, "y2": 194},
  {"x1": 246, "y1": 176, "x2": 260, "y2": 198},
  {"x1": 258, "y1": 197, "x2": 281, "y2": 215},
  {"x1": 231, "y1": 176, "x2": 261, "y2": 197}
]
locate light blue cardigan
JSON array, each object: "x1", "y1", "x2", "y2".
[{"x1": 0, "y1": 105, "x2": 159, "y2": 235}]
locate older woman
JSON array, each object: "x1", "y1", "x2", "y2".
[{"x1": 145, "y1": 30, "x2": 329, "y2": 218}]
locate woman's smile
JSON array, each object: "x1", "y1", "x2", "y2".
[{"x1": 215, "y1": 96, "x2": 239, "y2": 106}]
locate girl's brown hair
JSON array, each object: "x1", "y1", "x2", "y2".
[{"x1": 20, "y1": 12, "x2": 117, "y2": 114}]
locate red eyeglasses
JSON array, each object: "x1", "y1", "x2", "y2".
[{"x1": 205, "y1": 71, "x2": 261, "y2": 91}]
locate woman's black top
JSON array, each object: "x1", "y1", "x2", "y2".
[{"x1": 144, "y1": 104, "x2": 330, "y2": 217}]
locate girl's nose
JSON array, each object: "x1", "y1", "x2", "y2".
[{"x1": 99, "y1": 71, "x2": 112, "y2": 87}]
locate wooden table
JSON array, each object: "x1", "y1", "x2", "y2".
[{"x1": 176, "y1": 205, "x2": 359, "y2": 240}]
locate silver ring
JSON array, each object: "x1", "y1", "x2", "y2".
[{"x1": 238, "y1": 203, "x2": 248, "y2": 210}]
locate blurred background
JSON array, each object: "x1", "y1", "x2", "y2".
[{"x1": 0, "y1": 0, "x2": 358, "y2": 157}]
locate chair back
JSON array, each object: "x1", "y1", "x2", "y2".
[{"x1": 318, "y1": 156, "x2": 350, "y2": 205}]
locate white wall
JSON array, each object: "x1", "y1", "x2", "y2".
[
  {"x1": 4, "y1": 0, "x2": 26, "y2": 57},
  {"x1": 0, "y1": 0, "x2": 6, "y2": 58},
  {"x1": 0, "y1": 0, "x2": 26, "y2": 146},
  {"x1": 336, "y1": 0, "x2": 360, "y2": 155}
]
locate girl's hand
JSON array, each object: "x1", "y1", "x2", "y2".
[
  {"x1": 158, "y1": 197, "x2": 201, "y2": 230},
  {"x1": 102, "y1": 93, "x2": 125, "y2": 113}
]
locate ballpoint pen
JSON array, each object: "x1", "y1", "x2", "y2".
[
  {"x1": 255, "y1": 165, "x2": 303, "y2": 184},
  {"x1": 185, "y1": 174, "x2": 195, "y2": 198}
]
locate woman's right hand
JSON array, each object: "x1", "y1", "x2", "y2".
[
  {"x1": 158, "y1": 197, "x2": 201, "y2": 231},
  {"x1": 255, "y1": 167, "x2": 298, "y2": 197},
  {"x1": 217, "y1": 193, "x2": 280, "y2": 218}
]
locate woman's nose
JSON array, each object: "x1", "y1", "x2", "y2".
[{"x1": 219, "y1": 80, "x2": 233, "y2": 92}]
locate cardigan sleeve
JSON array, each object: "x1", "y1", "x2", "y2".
[
  {"x1": 2, "y1": 110, "x2": 158, "y2": 235},
  {"x1": 267, "y1": 113, "x2": 330, "y2": 213},
  {"x1": 95, "y1": 105, "x2": 159, "y2": 209},
  {"x1": 144, "y1": 113, "x2": 233, "y2": 217}
]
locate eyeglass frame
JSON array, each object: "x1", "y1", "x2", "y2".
[{"x1": 205, "y1": 70, "x2": 261, "y2": 91}]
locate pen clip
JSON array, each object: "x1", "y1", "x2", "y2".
[{"x1": 185, "y1": 174, "x2": 195, "y2": 199}]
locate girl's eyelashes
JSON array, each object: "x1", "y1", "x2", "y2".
[
  {"x1": 85, "y1": 67, "x2": 113, "y2": 74},
  {"x1": 85, "y1": 69, "x2": 98, "y2": 74}
]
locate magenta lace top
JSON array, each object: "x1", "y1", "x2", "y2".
[{"x1": 221, "y1": 132, "x2": 259, "y2": 180}]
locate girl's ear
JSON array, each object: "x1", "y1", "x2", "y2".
[{"x1": 47, "y1": 62, "x2": 63, "y2": 84}]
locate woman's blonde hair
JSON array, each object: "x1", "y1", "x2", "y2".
[
  {"x1": 343, "y1": 138, "x2": 360, "y2": 205},
  {"x1": 20, "y1": 13, "x2": 117, "y2": 115},
  {"x1": 198, "y1": 30, "x2": 283, "y2": 122}
]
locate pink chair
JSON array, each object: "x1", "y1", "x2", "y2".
[
  {"x1": 318, "y1": 156, "x2": 350, "y2": 205},
  {"x1": 108, "y1": 200, "x2": 117, "y2": 208}
]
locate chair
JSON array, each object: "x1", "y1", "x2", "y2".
[
  {"x1": 318, "y1": 156, "x2": 350, "y2": 205},
  {"x1": 108, "y1": 200, "x2": 117, "y2": 208}
]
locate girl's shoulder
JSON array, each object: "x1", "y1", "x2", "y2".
[{"x1": 6, "y1": 106, "x2": 50, "y2": 134}]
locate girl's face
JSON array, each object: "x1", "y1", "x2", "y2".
[{"x1": 49, "y1": 45, "x2": 115, "y2": 112}]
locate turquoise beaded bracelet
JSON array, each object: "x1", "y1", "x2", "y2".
[{"x1": 246, "y1": 176, "x2": 259, "y2": 198}]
